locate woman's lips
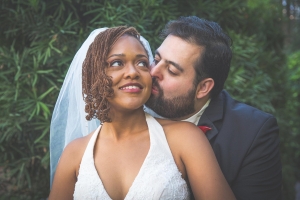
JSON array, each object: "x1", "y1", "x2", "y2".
[{"x1": 119, "y1": 83, "x2": 143, "y2": 93}]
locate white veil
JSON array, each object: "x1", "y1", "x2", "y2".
[{"x1": 50, "y1": 28, "x2": 153, "y2": 186}]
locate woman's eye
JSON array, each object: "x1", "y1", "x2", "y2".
[
  {"x1": 111, "y1": 61, "x2": 122, "y2": 67},
  {"x1": 138, "y1": 61, "x2": 148, "y2": 67}
]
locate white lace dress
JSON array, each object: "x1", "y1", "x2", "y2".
[{"x1": 73, "y1": 113, "x2": 191, "y2": 200}]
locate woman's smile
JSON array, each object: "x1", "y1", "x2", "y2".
[{"x1": 119, "y1": 82, "x2": 143, "y2": 93}]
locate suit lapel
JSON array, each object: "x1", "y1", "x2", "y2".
[{"x1": 197, "y1": 91, "x2": 225, "y2": 140}]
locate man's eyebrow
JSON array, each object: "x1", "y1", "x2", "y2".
[
  {"x1": 155, "y1": 50, "x2": 161, "y2": 58},
  {"x1": 155, "y1": 50, "x2": 184, "y2": 72},
  {"x1": 168, "y1": 60, "x2": 183, "y2": 72}
]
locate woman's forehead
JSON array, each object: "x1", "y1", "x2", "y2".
[{"x1": 108, "y1": 35, "x2": 148, "y2": 56}]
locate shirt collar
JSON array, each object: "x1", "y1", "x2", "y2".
[{"x1": 182, "y1": 99, "x2": 211, "y2": 125}]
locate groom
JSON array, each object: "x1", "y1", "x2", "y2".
[{"x1": 145, "y1": 16, "x2": 282, "y2": 199}]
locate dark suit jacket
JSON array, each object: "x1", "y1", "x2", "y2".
[{"x1": 198, "y1": 90, "x2": 282, "y2": 200}]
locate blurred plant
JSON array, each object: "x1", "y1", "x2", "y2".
[
  {"x1": 0, "y1": 0, "x2": 89, "y2": 198},
  {"x1": 279, "y1": 50, "x2": 300, "y2": 199},
  {"x1": 0, "y1": 0, "x2": 181, "y2": 198}
]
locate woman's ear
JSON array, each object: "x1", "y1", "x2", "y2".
[{"x1": 195, "y1": 78, "x2": 214, "y2": 99}]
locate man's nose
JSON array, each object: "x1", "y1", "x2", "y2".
[{"x1": 150, "y1": 62, "x2": 163, "y2": 80}]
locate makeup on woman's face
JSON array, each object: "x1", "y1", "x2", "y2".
[{"x1": 105, "y1": 35, "x2": 152, "y2": 111}]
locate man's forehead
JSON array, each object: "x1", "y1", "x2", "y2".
[{"x1": 157, "y1": 35, "x2": 202, "y2": 67}]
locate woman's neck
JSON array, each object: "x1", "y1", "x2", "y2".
[{"x1": 101, "y1": 108, "x2": 148, "y2": 141}]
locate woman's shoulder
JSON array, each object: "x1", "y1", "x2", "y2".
[
  {"x1": 155, "y1": 118, "x2": 207, "y2": 150},
  {"x1": 60, "y1": 130, "x2": 96, "y2": 163},
  {"x1": 155, "y1": 118, "x2": 203, "y2": 137},
  {"x1": 154, "y1": 118, "x2": 211, "y2": 181}
]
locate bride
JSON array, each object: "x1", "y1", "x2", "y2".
[{"x1": 49, "y1": 26, "x2": 235, "y2": 200}]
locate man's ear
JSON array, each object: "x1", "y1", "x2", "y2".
[{"x1": 195, "y1": 78, "x2": 214, "y2": 99}]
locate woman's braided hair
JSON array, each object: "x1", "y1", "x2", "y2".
[{"x1": 82, "y1": 26, "x2": 140, "y2": 123}]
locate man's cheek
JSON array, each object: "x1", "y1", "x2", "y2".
[{"x1": 163, "y1": 86, "x2": 179, "y2": 98}]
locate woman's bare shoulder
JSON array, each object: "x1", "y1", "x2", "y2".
[
  {"x1": 155, "y1": 118, "x2": 207, "y2": 150},
  {"x1": 155, "y1": 118, "x2": 203, "y2": 137},
  {"x1": 61, "y1": 130, "x2": 96, "y2": 161}
]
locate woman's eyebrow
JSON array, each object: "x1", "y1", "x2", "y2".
[
  {"x1": 108, "y1": 53, "x2": 125, "y2": 58},
  {"x1": 136, "y1": 54, "x2": 148, "y2": 58},
  {"x1": 108, "y1": 54, "x2": 147, "y2": 58}
]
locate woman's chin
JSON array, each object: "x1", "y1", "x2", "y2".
[
  {"x1": 109, "y1": 98, "x2": 148, "y2": 110},
  {"x1": 110, "y1": 103, "x2": 145, "y2": 113}
]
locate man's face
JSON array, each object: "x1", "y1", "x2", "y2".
[{"x1": 145, "y1": 35, "x2": 202, "y2": 120}]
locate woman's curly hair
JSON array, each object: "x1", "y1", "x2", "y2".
[{"x1": 82, "y1": 26, "x2": 141, "y2": 123}]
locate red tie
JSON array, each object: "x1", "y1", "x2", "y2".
[{"x1": 198, "y1": 126, "x2": 211, "y2": 134}]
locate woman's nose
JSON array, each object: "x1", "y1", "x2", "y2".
[{"x1": 124, "y1": 64, "x2": 139, "y2": 79}]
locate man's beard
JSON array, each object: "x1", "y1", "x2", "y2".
[{"x1": 145, "y1": 79, "x2": 196, "y2": 119}]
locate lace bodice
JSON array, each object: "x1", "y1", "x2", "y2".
[{"x1": 73, "y1": 113, "x2": 190, "y2": 200}]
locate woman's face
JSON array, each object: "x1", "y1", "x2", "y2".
[{"x1": 106, "y1": 35, "x2": 152, "y2": 112}]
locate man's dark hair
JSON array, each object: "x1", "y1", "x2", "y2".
[{"x1": 161, "y1": 16, "x2": 232, "y2": 99}]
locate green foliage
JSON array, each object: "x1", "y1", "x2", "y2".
[
  {"x1": 275, "y1": 50, "x2": 300, "y2": 200},
  {"x1": 288, "y1": 51, "x2": 300, "y2": 82},
  {"x1": 226, "y1": 32, "x2": 277, "y2": 113},
  {"x1": 0, "y1": 0, "x2": 182, "y2": 198},
  {"x1": 0, "y1": 0, "x2": 298, "y2": 199}
]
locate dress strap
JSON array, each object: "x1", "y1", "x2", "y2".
[
  {"x1": 80, "y1": 125, "x2": 101, "y2": 166},
  {"x1": 145, "y1": 113, "x2": 173, "y2": 158}
]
